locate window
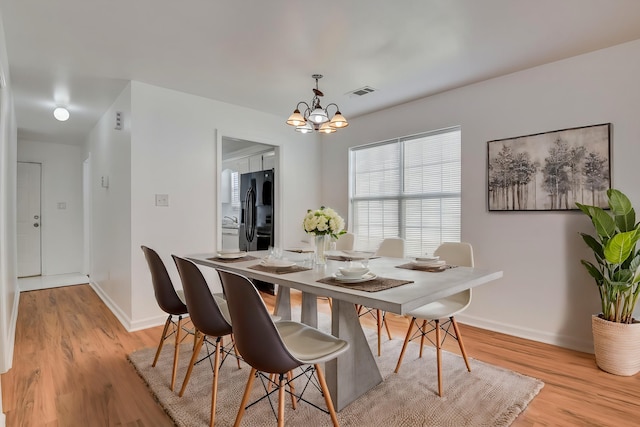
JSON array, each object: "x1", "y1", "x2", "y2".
[
  {"x1": 349, "y1": 127, "x2": 461, "y2": 257},
  {"x1": 231, "y1": 171, "x2": 241, "y2": 217}
]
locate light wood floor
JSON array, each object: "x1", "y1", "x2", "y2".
[{"x1": 2, "y1": 284, "x2": 639, "y2": 426}]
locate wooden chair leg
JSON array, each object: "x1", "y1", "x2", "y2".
[
  {"x1": 451, "y1": 317, "x2": 471, "y2": 372},
  {"x1": 315, "y1": 364, "x2": 339, "y2": 427},
  {"x1": 376, "y1": 309, "x2": 382, "y2": 356},
  {"x1": 179, "y1": 333, "x2": 206, "y2": 397},
  {"x1": 383, "y1": 311, "x2": 393, "y2": 340},
  {"x1": 170, "y1": 316, "x2": 183, "y2": 391},
  {"x1": 267, "y1": 373, "x2": 275, "y2": 393},
  {"x1": 152, "y1": 316, "x2": 171, "y2": 367},
  {"x1": 210, "y1": 338, "x2": 221, "y2": 427},
  {"x1": 419, "y1": 320, "x2": 427, "y2": 358},
  {"x1": 230, "y1": 334, "x2": 242, "y2": 369},
  {"x1": 287, "y1": 370, "x2": 297, "y2": 409},
  {"x1": 327, "y1": 297, "x2": 332, "y2": 309},
  {"x1": 278, "y1": 374, "x2": 285, "y2": 427},
  {"x1": 234, "y1": 368, "x2": 257, "y2": 427},
  {"x1": 394, "y1": 318, "x2": 415, "y2": 373},
  {"x1": 435, "y1": 319, "x2": 443, "y2": 397}
]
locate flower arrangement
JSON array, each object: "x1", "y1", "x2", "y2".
[{"x1": 303, "y1": 206, "x2": 346, "y2": 239}]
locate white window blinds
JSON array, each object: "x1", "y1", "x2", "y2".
[{"x1": 350, "y1": 127, "x2": 461, "y2": 257}]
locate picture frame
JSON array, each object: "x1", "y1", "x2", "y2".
[{"x1": 487, "y1": 123, "x2": 611, "y2": 211}]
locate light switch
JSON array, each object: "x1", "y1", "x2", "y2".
[
  {"x1": 57, "y1": 202, "x2": 67, "y2": 210},
  {"x1": 155, "y1": 194, "x2": 169, "y2": 207}
]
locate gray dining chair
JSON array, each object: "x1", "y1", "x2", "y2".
[
  {"x1": 172, "y1": 255, "x2": 241, "y2": 427},
  {"x1": 394, "y1": 242, "x2": 474, "y2": 397},
  {"x1": 217, "y1": 269, "x2": 349, "y2": 427},
  {"x1": 141, "y1": 245, "x2": 193, "y2": 391}
]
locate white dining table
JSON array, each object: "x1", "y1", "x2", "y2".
[{"x1": 188, "y1": 251, "x2": 503, "y2": 411}]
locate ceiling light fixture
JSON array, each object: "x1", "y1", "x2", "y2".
[
  {"x1": 53, "y1": 107, "x2": 70, "y2": 122},
  {"x1": 286, "y1": 74, "x2": 348, "y2": 134}
]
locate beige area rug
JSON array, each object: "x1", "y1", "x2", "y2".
[{"x1": 128, "y1": 315, "x2": 543, "y2": 426}]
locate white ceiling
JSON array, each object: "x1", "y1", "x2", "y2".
[{"x1": 3, "y1": 0, "x2": 640, "y2": 146}]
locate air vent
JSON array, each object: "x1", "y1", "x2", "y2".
[{"x1": 348, "y1": 86, "x2": 376, "y2": 97}]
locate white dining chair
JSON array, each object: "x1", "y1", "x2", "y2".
[
  {"x1": 357, "y1": 237, "x2": 405, "y2": 356},
  {"x1": 394, "y1": 242, "x2": 474, "y2": 397},
  {"x1": 334, "y1": 232, "x2": 355, "y2": 251}
]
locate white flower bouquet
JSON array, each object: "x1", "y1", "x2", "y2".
[{"x1": 303, "y1": 206, "x2": 346, "y2": 239}]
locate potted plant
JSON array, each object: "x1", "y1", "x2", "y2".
[{"x1": 576, "y1": 188, "x2": 640, "y2": 376}]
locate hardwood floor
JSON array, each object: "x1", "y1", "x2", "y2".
[{"x1": 2, "y1": 284, "x2": 639, "y2": 426}]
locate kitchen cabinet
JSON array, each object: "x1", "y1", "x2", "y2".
[
  {"x1": 222, "y1": 227, "x2": 239, "y2": 250},
  {"x1": 249, "y1": 154, "x2": 263, "y2": 172}
]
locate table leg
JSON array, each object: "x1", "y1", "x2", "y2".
[
  {"x1": 273, "y1": 286, "x2": 291, "y2": 320},
  {"x1": 300, "y1": 292, "x2": 318, "y2": 328},
  {"x1": 325, "y1": 299, "x2": 383, "y2": 411}
]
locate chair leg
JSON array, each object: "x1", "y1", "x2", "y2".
[
  {"x1": 419, "y1": 320, "x2": 427, "y2": 358},
  {"x1": 210, "y1": 338, "x2": 221, "y2": 427},
  {"x1": 383, "y1": 312, "x2": 393, "y2": 340},
  {"x1": 376, "y1": 309, "x2": 382, "y2": 356},
  {"x1": 234, "y1": 368, "x2": 257, "y2": 427},
  {"x1": 170, "y1": 316, "x2": 183, "y2": 391},
  {"x1": 153, "y1": 316, "x2": 172, "y2": 367},
  {"x1": 327, "y1": 297, "x2": 332, "y2": 309},
  {"x1": 230, "y1": 334, "x2": 242, "y2": 369},
  {"x1": 451, "y1": 317, "x2": 471, "y2": 372},
  {"x1": 179, "y1": 333, "x2": 206, "y2": 397},
  {"x1": 278, "y1": 374, "x2": 285, "y2": 427},
  {"x1": 435, "y1": 319, "x2": 443, "y2": 397},
  {"x1": 314, "y1": 364, "x2": 339, "y2": 427},
  {"x1": 287, "y1": 370, "x2": 297, "y2": 409},
  {"x1": 394, "y1": 317, "x2": 416, "y2": 373}
]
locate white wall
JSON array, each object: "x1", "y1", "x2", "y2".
[
  {"x1": 322, "y1": 39, "x2": 640, "y2": 353},
  {"x1": 85, "y1": 84, "x2": 133, "y2": 325},
  {"x1": 0, "y1": 11, "x2": 17, "y2": 425},
  {"x1": 129, "y1": 81, "x2": 321, "y2": 328},
  {"x1": 83, "y1": 81, "x2": 321, "y2": 331},
  {"x1": 17, "y1": 140, "x2": 83, "y2": 275}
]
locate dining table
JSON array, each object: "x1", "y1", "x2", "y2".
[{"x1": 188, "y1": 250, "x2": 503, "y2": 411}]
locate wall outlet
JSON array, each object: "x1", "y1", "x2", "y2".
[{"x1": 155, "y1": 194, "x2": 169, "y2": 207}]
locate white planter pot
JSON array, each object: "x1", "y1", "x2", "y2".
[{"x1": 592, "y1": 314, "x2": 640, "y2": 376}]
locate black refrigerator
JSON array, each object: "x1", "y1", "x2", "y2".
[{"x1": 239, "y1": 169, "x2": 274, "y2": 252}]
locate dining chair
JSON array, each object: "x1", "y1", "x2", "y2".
[
  {"x1": 217, "y1": 269, "x2": 349, "y2": 427},
  {"x1": 357, "y1": 237, "x2": 405, "y2": 356},
  {"x1": 172, "y1": 255, "x2": 241, "y2": 427},
  {"x1": 141, "y1": 245, "x2": 193, "y2": 391},
  {"x1": 334, "y1": 232, "x2": 355, "y2": 251},
  {"x1": 394, "y1": 242, "x2": 474, "y2": 397}
]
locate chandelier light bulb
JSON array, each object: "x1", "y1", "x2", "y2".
[{"x1": 53, "y1": 107, "x2": 70, "y2": 121}]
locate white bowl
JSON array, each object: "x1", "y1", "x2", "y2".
[{"x1": 339, "y1": 267, "x2": 370, "y2": 278}]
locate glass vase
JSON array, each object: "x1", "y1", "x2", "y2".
[{"x1": 315, "y1": 234, "x2": 329, "y2": 265}]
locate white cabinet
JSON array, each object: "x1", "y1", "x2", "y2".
[
  {"x1": 220, "y1": 169, "x2": 232, "y2": 203},
  {"x1": 263, "y1": 152, "x2": 276, "y2": 170},
  {"x1": 222, "y1": 228, "x2": 239, "y2": 250}
]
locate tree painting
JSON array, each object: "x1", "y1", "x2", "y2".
[{"x1": 487, "y1": 124, "x2": 610, "y2": 211}]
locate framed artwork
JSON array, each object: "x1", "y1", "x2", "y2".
[{"x1": 487, "y1": 123, "x2": 611, "y2": 211}]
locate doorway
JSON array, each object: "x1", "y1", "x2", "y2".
[{"x1": 17, "y1": 161, "x2": 42, "y2": 277}]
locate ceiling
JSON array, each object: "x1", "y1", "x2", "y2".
[{"x1": 3, "y1": 1, "x2": 640, "y2": 146}]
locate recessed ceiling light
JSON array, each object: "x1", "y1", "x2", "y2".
[{"x1": 53, "y1": 107, "x2": 69, "y2": 121}]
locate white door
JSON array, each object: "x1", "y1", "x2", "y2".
[{"x1": 17, "y1": 162, "x2": 42, "y2": 277}]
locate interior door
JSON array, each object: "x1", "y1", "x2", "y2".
[{"x1": 17, "y1": 162, "x2": 42, "y2": 277}]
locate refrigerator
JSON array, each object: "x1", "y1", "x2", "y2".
[{"x1": 239, "y1": 169, "x2": 274, "y2": 252}]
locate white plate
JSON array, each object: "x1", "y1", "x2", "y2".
[
  {"x1": 415, "y1": 255, "x2": 439, "y2": 262},
  {"x1": 216, "y1": 251, "x2": 247, "y2": 259},
  {"x1": 333, "y1": 272, "x2": 377, "y2": 283},
  {"x1": 260, "y1": 259, "x2": 296, "y2": 268},
  {"x1": 411, "y1": 259, "x2": 445, "y2": 267}
]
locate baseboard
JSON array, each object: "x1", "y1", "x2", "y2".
[
  {"x1": 88, "y1": 280, "x2": 166, "y2": 332},
  {"x1": 456, "y1": 312, "x2": 595, "y2": 354},
  {"x1": 88, "y1": 280, "x2": 133, "y2": 331}
]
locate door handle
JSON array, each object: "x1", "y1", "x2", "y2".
[{"x1": 34, "y1": 223, "x2": 39, "y2": 228}]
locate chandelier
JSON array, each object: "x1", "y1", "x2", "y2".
[{"x1": 286, "y1": 74, "x2": 349, "y2": 134}]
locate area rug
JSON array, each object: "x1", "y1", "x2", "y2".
[{"x1": 128, "y1": 315, "x2": 543, "y2": 426}]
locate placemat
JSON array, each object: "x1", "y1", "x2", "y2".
[
  {"x1": 325, "y1": 255, "x2": 380, "y2": 262},
  {"x1": 248, "y1": 264, "x2": 312, "y2": 275},
  {"x1": 395, "y1": 263, "x2": 458, "y2": 272},
  {"x1": 317, "y1": 276, "x2": 413, "y2": 292},
  {"x1": 206, "y1": 255, "x2": 258, "y2": 263}
]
